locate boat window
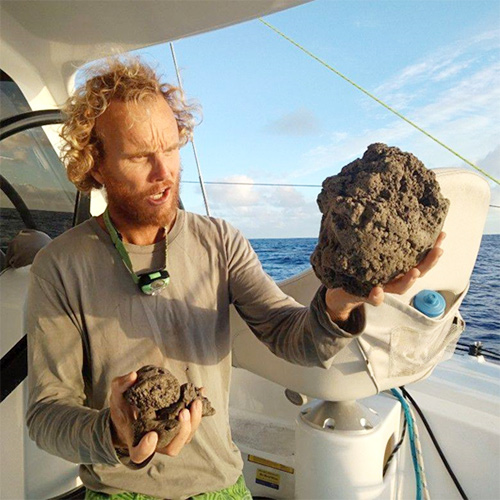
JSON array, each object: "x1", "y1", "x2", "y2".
[
  {"x1": 0, "y1": 124, "x2": 76, "y2": 253},
  {"x1": 0, "y1": 70, "x2": 32, "y2": 120},
  {"x1": 0, "y1": 70, "x2": 76, "y2": 254}
]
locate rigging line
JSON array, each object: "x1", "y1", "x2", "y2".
[
  {"x1": 169, "y1": 42, "x2": 211, "y2": 217},
  {"x1": 401, "y1": 387, "x2": 469, "y2": 500},
  {"x1": 181, "y1": 180, "x2": 500, "y2": 208},
  {"x1": 258, "y1": 18, "x2": 500, "y2": 186},
  {"x1": 383, "y1": 412, "x2": 407, "y2": 476},
  {"x1": 181, "y1": 180, "x2": 322, "y2": 188}
]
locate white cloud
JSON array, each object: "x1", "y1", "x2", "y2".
[
  {"x1": 375, "y1": 29, "x2": 500, "y2": 98},
  {"x1": 208, "y1": 175, "x2": 260, "y2": 208},
  {"x1": 187, "y1": 176, "x2": 322, "y2": 237},
  {"x1": 432, "y1": 60, "x2": 473, "y2": 82},
  {"x1": 287, "y1": 30, "x2": 500, "y2": 185},
  {"x1": 266, "y1": 186, "x2": 306, "y2": 208}
]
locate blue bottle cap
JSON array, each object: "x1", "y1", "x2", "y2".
[{"x1": 413, "y1": 290, "x2": 446, "y2": 318}]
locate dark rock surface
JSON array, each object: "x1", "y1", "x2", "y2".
[
  {"x1": 124, "y1": 365, "x2": 215, "y2": 448},
  {"x1": 125, "y1": 366, "x2": 180, "y2": 411},
  {"x1": 310, "y1": 143, "x2": 449, "y2": 297}
]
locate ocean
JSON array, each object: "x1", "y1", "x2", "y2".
[
  {"x1": 250, "y1": 235, "x2": 500, "y2": 355},
  {"x1": 1, "y1": 208, "x2": 498, "y2": 354}
]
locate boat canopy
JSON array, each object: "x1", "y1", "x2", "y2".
[{"x1": 0, "y1": 0, "x2": 309, "y2": 106}]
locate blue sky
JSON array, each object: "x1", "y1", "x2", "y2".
[{"x1": 134, "y1": 0, "x2": 499, "y2": 238}]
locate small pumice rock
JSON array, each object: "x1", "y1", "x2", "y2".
[
  {"x1": 124, "y1": 365, "x2": 215, "y2": 448},
  {"x1": 310, "y1": 143, "x2": 449, "y2": 297},
  {"x1": 124, "y1": 366, "x2": 180, "y2": 411}
]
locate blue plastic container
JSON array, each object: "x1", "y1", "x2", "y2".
[{"x1": 412, "y1": 290, "x2": 446, "y2": 319}]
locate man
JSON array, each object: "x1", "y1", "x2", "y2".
[{"x1": 26, "y1": 58, "x2": 443, "y2": 499}]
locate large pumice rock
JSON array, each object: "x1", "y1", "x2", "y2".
[{"x1": 310, "y1": 143, "x2": 449, "y2": 297}]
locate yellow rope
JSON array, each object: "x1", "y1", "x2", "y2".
[{"x1": 259, "y1": 18, "x2": 499, "y2": 186}]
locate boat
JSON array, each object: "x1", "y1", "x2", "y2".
[{"x1": 1, "y1": 1, "x2": 498, "y2": 499}]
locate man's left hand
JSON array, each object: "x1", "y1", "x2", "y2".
[{"x1": 325, "y1": 232, "x2": 446, "y2": 325}]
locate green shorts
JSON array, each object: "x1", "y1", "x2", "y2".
[{"x1": 85, "y1": 475, "x2": 252, "y2": 500}]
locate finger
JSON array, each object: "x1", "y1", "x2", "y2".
[
  {"x1": 111, "y1": 371, "x2": 138, "y2": 398},
  {"x1": 416, "y1": 247, "x2": 444, "y2": 277},
  {"x1": 129, "y1": 431, "x2": 158, "y2": 464},
  {"x1": 199, "y1": 387, "x2": 206, "y2": 398},
  {"x1": 164, "y1": 409, "x2": 192, "y2": 457},
  {"x1": 385, "y1": 268, "x2": 420, "y2": 294},
  {"x1": 415, "y1": 232, "x2": 445, "y2": 276},
  {"x1": 365, "y1": 286, "x2": 384, "y2": 307},
  {"x1": 435, "y1": 231, "x2": 446, "y2": 248},
  {"x1": 186, "y1": 399, "x2": 203, "y2": 444}
]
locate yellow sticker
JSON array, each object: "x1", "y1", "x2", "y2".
[
  {"x1": 256, "y1": 469, "x2": 280, "y2": 490},
  {"x1": 248, "y1": 454, "x2": 294, "y2": 474}
]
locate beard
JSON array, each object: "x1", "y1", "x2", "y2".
[{"x1": 104, "y1": 172, "x2": 181, "y2": 229}]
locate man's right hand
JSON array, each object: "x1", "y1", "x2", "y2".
[
  {"x1": 110, "y1": 372, "x2": 203, "y2": 464},
  {"x1": 325, "y1": 232, "x2": 446, "y2": 325}
]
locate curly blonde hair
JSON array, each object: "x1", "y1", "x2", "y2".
[{"x1": 60, "y1": 56, "x2": 199, "y2": 193}]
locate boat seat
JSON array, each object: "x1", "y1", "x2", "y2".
[
  {"x1": 4, "y1": 229, "x2": 52, "y2": 269},
  {"x1": 231, "y1": 168, "x2": 491, "y2": 401}
]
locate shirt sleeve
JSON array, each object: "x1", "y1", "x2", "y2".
[
  {"x1": 25, "y1": 271, "x2": 121, "y2": 466},
  {"x1": 224, "y1": 222, "x2": 365, "y2": 368}
]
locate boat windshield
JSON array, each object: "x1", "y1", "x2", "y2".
[{"x1": 0, "y1": 71, "x2": 76, "y2": 254}]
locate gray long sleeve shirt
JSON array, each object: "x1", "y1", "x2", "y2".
[{"x1": 26, "y1": 209, "x2": 362, "y2": 499}]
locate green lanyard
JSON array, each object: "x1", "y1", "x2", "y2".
[{"x1": 103, "y1": 208, "x2": 170, "y2": 295}]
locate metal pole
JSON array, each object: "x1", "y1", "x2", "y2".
[{"x1": 169, "y1": 42, "x2": 211, "y2": 217}]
